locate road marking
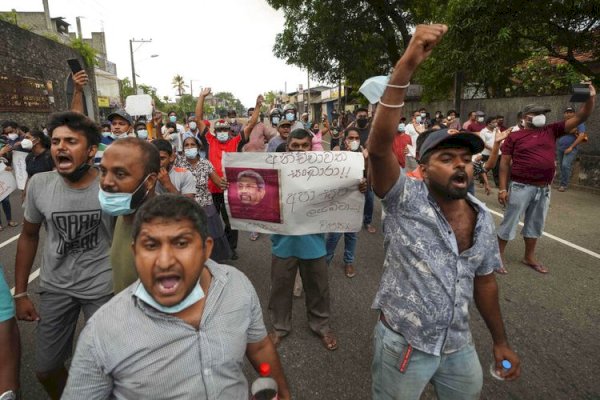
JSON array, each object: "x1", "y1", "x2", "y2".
[
  {"x1": 9, "y1": 268, "x2": 40, "y2": 296},
  {"x1": 487, "y1": 208, "x2": 600, "y2": 260},
  {"x1": 0, "y1": 233, "x2": 20, "y2": 249}
]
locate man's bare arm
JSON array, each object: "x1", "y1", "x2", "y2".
[
  {"x1": 246, "y1": 337, "x2": 290, "y2": 400},
  {"x1": 244, "y1": 95, "x2": 264, "y2": 138},
  {"x1": 368, "y1": 24, "x2": 447, "y2": 198},
  {"x1": 70, "y1": 70, "x2": 89, "y2": 113}
]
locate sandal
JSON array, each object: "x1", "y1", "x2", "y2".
[
  {"x1": 7, "y1": 221, "x2": 18, "y2": 227},
  {"x1": 319, "y1": 332, "x2": 338, "y2": 351},
  {"x1": 521, "y1": 261, "x2": 549, "y2": 274},
  {"x1": 344, "y1": 264, "x2": 356, "y2": 278},
  {"x1": 495, "y1": 266, "x2": 508, "y2": 275}
]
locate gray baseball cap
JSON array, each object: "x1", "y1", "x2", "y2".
[
  {"x1": 521, "y1": 104, "x2": 551, "y2": 115},
  {"x1": 107, "y1": 109, "x2": 133, "y2": 125}
]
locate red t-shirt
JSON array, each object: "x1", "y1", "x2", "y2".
[
  {"x1": 206, "y1": 133, "x2": 243, "y2": 193},
  {"x1": 501, "y1": 121, "x2": 566, "y2": 185},
  {"x1": 465, "y1": 121, "x2": 486, "y2": 133},
  {"x1": 392, "y1": 133, "x2": 412, "y2": 168}
]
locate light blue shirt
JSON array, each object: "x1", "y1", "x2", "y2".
[
  {"x1": 271, "y1": 234, "x2": 326, "y2": 259},
  {"x1": 372, "y1": 173, "x2": 499, "y2": 356}
]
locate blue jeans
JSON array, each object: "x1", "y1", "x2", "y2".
[
  {"x1": 372, "y1": 320, "x2": 482, "y2": 400},
  {"x1": 325, "y1": 232, "x2": 357, "y2": 264},
  {"x1": 0, "y1": 197, "x2": 12, "y2": 225},
  {"x1": 556, "y1": 147, "x2": 578, "y2": 187},
  {"x1": 497, "y1": 181, "x2": 551, "y2": 241},
  {"x1": 363, "y1": 186, "x2": 374, "y2": 225}
]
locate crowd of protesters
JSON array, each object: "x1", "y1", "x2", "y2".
[{"x1": 0, "y1": 23, "x2": 596, "y2": 400}]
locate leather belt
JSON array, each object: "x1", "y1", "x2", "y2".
[{"x1": 379, "y1": 312, "x2": 399, "y2": 334}]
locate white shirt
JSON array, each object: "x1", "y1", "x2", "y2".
[
  {"x1": 405, "y1": 123, "x2": 420, "y2": 158},
  {"x1": 479, "y1": 127, "x2": 495, "y2": 156}
]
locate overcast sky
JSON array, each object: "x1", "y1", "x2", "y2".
[{"x1": 1, "y1": 0, "x2": 325, "y2": 107}]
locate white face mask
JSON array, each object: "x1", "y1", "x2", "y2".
[
  {"x1": 216, "y1": 131, "x2": 229, "y2": 142},
  {"x1": 531, "y1": 114, "x2": 546, "y2": 128},
  {"x1": 348, "y1": 140, "x2": 360, "y2": 151},
  {"x1": 20, "y1": 138, "x2": 34, "y2": 150},
  {"x1": 7, "y1": 133, "x2": 18, "y2": 141},
  {"x1": 477, "y1": 117, "x2": 484, "y2": 123},
  {"x1": 189, "y1": 121, "x2": 197, "y2": 131}
]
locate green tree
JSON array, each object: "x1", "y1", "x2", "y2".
[
  {"x1": 120, "y1": 77, "x2": 135, "y2": 100},
  {"x1": 213, "y1": 92, "x2": 244, "y2": 115},
  {"x1": 416, "y1": 0, "x2": 599, "y2": 100},
  {"x1": 171, "y1": 74, "x2": 188, "y2": 96},
  {"x1": 267, "y1": 0, "x2": 419, "y2": 87}
]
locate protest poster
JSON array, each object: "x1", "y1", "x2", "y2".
[
  {"x1": 0, "y1": 171, "x2": 17, "y2": 202},
  {"x1": 11, "y1": 150, "x2": 28, "y2": 190},
  {"x1": 125, "y1": 94, "x2": 153, "y2": 117},
  {"x1": 223, "y1": 151, "x2": 365, "y2": 235}
]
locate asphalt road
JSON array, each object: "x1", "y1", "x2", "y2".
[{"x1": 1, "y1": 183, "x2": 599, "y2": 399}]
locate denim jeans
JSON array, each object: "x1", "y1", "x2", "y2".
[
  {"x1": 0, "y1": 197, "x2": 12, "y2": 225},
  {"x1": 325, "y1": 232, "x2": 358, "y2": 264},
  {"x1": 372, "y1": 320, "x2": 482, "y2": 400},
  {"x1": 363, "y1": 186, "x2": 374, "y2": 225},
  {"x1": 556, "y1": 147, "x2": 578, "y2": 187}
]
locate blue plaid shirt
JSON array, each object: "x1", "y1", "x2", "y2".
[{"x1": 372, "y1": 173, "x2": 500, "y2": 355}]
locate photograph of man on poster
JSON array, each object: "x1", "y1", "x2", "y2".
[{"x1": 226, "y1": 167, "x2": 282, "y2": 224}]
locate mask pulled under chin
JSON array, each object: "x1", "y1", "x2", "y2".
[
  {"x1": 134, "y1": 279, "x2": 205, "y2": 314},
  {"x1": 98, "y1": 175, "x2": 151, "y2": 216},
  {"x1": 63, "y1": 163, "x2": 91, "y2": 182}
]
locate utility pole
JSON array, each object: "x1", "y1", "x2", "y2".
[
  {"x1": 307, "y1": 69, "x2": 311, "y2": 120},
  {"x1": 76, "y1": 16, "x2": 83, "y2": 39},
  {"x1": 129, "y1": 38, "x2": 152, "y2": 94}
]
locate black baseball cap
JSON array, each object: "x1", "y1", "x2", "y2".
[
  {"x1": 418, "y1": 129, "x2": 484, "y2": 162},
  {"x1": 521, "y1": 104, "x2": 551, "y2": 115},
  {"x1": 107, "y1": 109, "x2": 133, "y2": 125},
  {"x1": 564, "y1": 107, "x2": 575, "y2": 113}
]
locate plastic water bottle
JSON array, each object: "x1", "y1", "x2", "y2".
[
  {"x1": 490, "y1": 360, "x2": 512, "y2": 380},
  {"x1": 251, "y1": 363, "x2": 278, "y2": 400}
]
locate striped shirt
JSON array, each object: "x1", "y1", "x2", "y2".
[{"x1": 62, "y1": 260, "x2": 267, "y2": 399}]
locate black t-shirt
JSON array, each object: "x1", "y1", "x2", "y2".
[{"x1": 26, "y1": 150, "x2": 54, "y2": 177}]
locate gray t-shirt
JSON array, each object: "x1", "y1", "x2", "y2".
[
  {"x1": 155, "y1": 167, "x2": 196, "y2": 196},
  {"x1": 267, "y1": 136, "x2": 286, "y2": 152},
  {"x1": 24, "y1": 171, "x2": 113, "y2": 298}
]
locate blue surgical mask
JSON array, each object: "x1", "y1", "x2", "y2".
[
  {"x1": 137, "y1": 130, "x2": 148, "y2": 140},
  {"x1": 216, "y1": 131, "x2": 229, "y2": 142},
  {"x1": 285, "y1": 113, "x2": 295, "y2": 122},
  {"x1": 169, "y1": 115, "x2": 177, "y2": 123},
  {"x1": 199, "y1": 150, "x2": 206, "y2": 159},
  {"x1": 98, "y1": 176, "x2": 150, "y2": 216},
  {"x1": 398, "y1": 123, "x2": 406, "y2": 132},
  {"x1": 271, "y1": 116, "x2": 280, "y2": 125},
  {"x1": 134, "y1": 279, "x2": 205, "y2": 314},
  {"x1": 101, "y1": 131, "x2": 112, "y2": 138},
  {"x1": 358, "y1": 75, "x2": 389, "y2": 104},
  {"x1": 189, "y1": 121, "x2": 197, "y2": 131},
  {"x1": 185, "y1": 148, "x2": 198, "y2": 159}
]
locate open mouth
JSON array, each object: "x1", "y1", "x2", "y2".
[
  {"x1": 451, "y1": 173, "x2": 468, "y2": 188},
  {"x1": 155, "y1": 275, "x2": 181, "y2": 295},
  {"x1": 56, "y1": 154, "x2": 73, "y2": 169}
]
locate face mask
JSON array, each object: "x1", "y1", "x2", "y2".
[
  {"x1": 101, "y1": 131, "x2": 112, "y2": 138},
  {"x1": 134, "y1": 279, "x2": 205, "y2": 314},
  {"x1": 137, "y1": 130, "x2": 148, "y2": 140},
  {"x1": 271, "y1": 117, "x2": 280, "y2": 125},
  {"x1": 64, "y1": 162, "x2": 91, "y2": 182},
  {"x1": 199, "y1": 150, "x2": 206, "y2": 159},
  {"x1": 114, "y1": 132, "x2": 128, "y2": 140},
  {"x1": 20, "y1": 139, "x2": 33, "y2": 150},
  {"x1": 185, "y1": 148, "x2": 198, "y2": 159},
  {"x1": 229, "y1": 118, "x2": 236, "y2": 124},
  {"x1": 531, "y1": 114, "x2": 546, "y2": 128},
  {"x1": 356, "y1": 118, "x2": 368, "y2": 128},
  {"x1": 398, "y1": 123, "x2": 406, "y2": 132},
  {"x1": 477, "y1": 117, "x2": 484, "y2": 123},
  {"x1": 358, "y1": 75, "x2": 389, "y2": 104},
  {"x1": 216, "y1": 131, "x2": 229, "y2": 142},
  {"x1": 98, "y1": 175, "x2": 150, "y2": 216},
  {"x1": 7, "y1": 133, "x2": 18, "y2": 141},
  {"x1": 420, "y1": 113, "x2": 426, "y2": 118},
  {"x1": 169, "y1": 115, "x2": 177, "y2": 123},
  {"x1": 349, "y1": 140, "x2": 360, "y2": 151},
  {"x1": 447, "y1": 115, "x2": 454, "y2": 121},
  {"x1": 189, "y1": 121, "x2": 197, "y2": 131},
  {"x1": 285, "y1": 113, "x2": 295, "y2": 122},
  {"x1": 416, "y1": 116, "x2": 422, "y2": 124}
]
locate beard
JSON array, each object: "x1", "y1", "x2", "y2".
[{"x1": 427, "y1": 171, "x2": 470, "y2": 200}]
